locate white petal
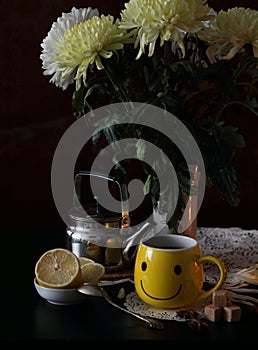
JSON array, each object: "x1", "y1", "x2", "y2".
[{"x1": 40, "y1": 7, "x2": 99, "y2": 90}]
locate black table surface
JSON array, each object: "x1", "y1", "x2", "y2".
[{"x1": 1, "y1": 228, "x2": 257, "y2": 346}]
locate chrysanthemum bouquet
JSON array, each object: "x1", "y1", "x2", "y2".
[{"x1": 40, "y1": 0, "x2": 258, "y2": 231}]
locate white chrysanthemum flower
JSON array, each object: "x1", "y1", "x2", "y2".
[
  {"x1": 197, "y1": 7, "x2": 258, "y2": 60},
  {"x1": 119, "y1": 0, "x2": 214, "y2": 59},
  {"x1": 54, "y1": 15, "x2": 133, "y2": 91},
  {"x1": 40, "y1": 7, "x2": 99, "y2": 90}
]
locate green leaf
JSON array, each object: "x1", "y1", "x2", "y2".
[{"x1": 217, "y1": 123, "x2": 246, "y2": 149}]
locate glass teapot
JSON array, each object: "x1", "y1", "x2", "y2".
[{"x1": 66, "y1": 171, "x2": 167, "y2": 274}]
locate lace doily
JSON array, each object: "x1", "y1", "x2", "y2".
[
  {"x1": 197, "y1": 227, "x2": 258, "y2": 283},
  {"x1": 124, "y1": 288, "x2": 209, "y2": 321},
  {"x1": 124, "y1": 227, "x2": 258, "y2": 321}
]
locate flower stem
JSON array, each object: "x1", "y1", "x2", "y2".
[{"x1": 103, "y1": 63, "x2": 129, "y2": 102}]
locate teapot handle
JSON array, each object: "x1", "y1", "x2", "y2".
[{"x1": 74, "y1": 171, "x2": 130, "y2": 228}]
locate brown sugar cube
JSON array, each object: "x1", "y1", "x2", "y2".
[
  {"x1": 223, "y1": 305, "x2": 241, "y2": 322},
  {"x1": 204, "y1": 304, "x2": 223, "y2": 322},
  {"x1": 212, "y1": 290, "x2": 227, "y2": 307}
]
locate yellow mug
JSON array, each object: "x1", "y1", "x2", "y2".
[{"x1": 134, "y1": 234, "x2": 227, "y2": 308}]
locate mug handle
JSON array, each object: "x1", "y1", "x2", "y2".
[{"x1": 195, "y1": 255, "x2": 227, "y2": 303}]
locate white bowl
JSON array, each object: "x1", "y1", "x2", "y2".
[{"x1": 34, "y1": 278, "x2": 88, "y2": 305}]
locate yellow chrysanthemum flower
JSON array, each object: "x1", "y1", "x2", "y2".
[
  {"x1": 119, "y1": 0, "x2": 213, "y2": 59},
  {"x1": 55, "y1": 14, "x2": 132, "y2": 90},
  {"x1": 197, "y1": 7, "x2": 258, "y2": 60}
]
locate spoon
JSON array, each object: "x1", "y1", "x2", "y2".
[{"x1": 78, "y1": 283, "x2": 164, "y2": 330}]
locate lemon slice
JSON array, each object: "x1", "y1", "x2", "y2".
[
  {"x1": 35, "y1": 248, "x2": 81, "y2": 289},
  {"x1": 79, "y1": 257, "x2": 95, "y2": 267},
  {"x1": 81, "y1": 262, "x2": 105, "y2": 284}
]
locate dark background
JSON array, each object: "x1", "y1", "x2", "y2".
[{"x1": 1, "y1": 0, "x2": 258, "y2": 231}]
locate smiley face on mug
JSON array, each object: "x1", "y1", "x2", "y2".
[
  {"x1": 135, "y1": 250, "x2": 203, "y2": 308},
  {"x1": 139, "y1": 260, "x2": 183, "y2": 300}
]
